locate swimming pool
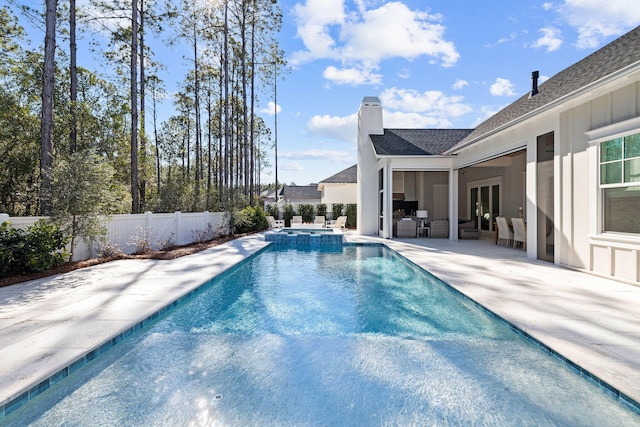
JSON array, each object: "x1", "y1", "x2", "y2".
[{"x1": 3, "y1": 245, "x2": 639, "y2": 425}]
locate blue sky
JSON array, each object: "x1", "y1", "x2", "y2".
[
  {"x1": 8, "y1": 0, "x2": 640, "y2": 186},
  {"x1": 268, "y1": 0, "x2": 640, "y2": 185}
]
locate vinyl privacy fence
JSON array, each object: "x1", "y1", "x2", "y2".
[{"x1": 0, "y1": 211, "x2": 230, "y2": 262}]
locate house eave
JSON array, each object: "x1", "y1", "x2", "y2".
[
  {"x1": 445, "y1": 61, "x2": 640, "y2": 154},
  {"x1": 373, "y1": 152, "x2": 456, "y2": 159}
]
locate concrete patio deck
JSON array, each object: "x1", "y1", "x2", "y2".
[{"x1": 1, "y1": 232, "x2": 639, "y2": 418}]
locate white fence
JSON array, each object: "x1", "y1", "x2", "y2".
[{"x1": 0, "y1": 211, "x2": 230, "y2": 261}]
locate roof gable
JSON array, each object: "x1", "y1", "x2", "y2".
[
  {"x1": 450, "y1": 25, "x2": 640, "y2": 151},
  {"x1": 320, "y1": 164, "x2": 357, "y2": 184},
  {"x1": 370, "y1": 129, "x2": 474, "y2": 156}
]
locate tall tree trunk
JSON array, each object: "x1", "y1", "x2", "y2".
[
  {"x1": 249, "y1": 0, "x2": 256, "y2": 204},
  {"x1": 152, "y1": 85, "x2": 161, "y2": 193},
  {"x1": 69, "y1": 0, "x2": 77, "y2": 153},
  {"x1": 193, "y1": 29, "x2": 201, "y2": 206},
  {"x1": 40, "y1": 0, "x2": 57, "y2": 215},
  {"x1": 139, "y1": 0, "x2": 146, "y2": 211},
  {"x1": 206, "y1": 84, "x2": 212, "y2": 207},
  {"x1": 274, "y1": 66, "x2": 278, "y2": 190},
  {"x1": 223, "y1": 0, "x2": 230, "y2": 206},
  {"x1": 241, "y1": 0, "x2": 250, "y2": 199},
  {"x1": 218, "y1": 50, "x2": 224, "y2": 205},
  {"x1": 130, "y1": 0, "x2": 140, "y2": 213}
]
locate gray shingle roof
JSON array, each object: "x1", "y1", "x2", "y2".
[
  {"x1": 320, "y1": 164, "x2": 357, "y2": 183},
  {"x1": 283, "y1": 185, "x2": 321, "y2": 201},
  {"x1": 449, "y1": 25, "x2": 640, "y2": 152},
  {"x1": 370, "y1": 129, "x2": 474, "y2": 156}
]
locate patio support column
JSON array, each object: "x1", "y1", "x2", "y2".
[
  {"x1": 383, "y1": 159, "x2": 393, "y2": 238},
  {"x1": 449, "y1": 169, "x2": 459, "y2": 240},
  {"x1": 526, "y1": 143, "x2": 536, "y2": 259},
  {"x1": 450, "y1": 168, "x2": 458, "y2": 241}
]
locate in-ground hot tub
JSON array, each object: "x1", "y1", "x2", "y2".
[{"x1": 265, "y1": 227, "x2": 344, "y2": 245}]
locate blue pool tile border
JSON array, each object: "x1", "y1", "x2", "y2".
[
  {"x1": 0, "y1": 244, "x2": 271, "y2": 420},
  {"x1": 388, "y1": 246, "x2": 640, "y2": 414}
]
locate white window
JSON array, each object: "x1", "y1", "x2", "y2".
[{"x1": 599, "y1": 133, "x2": 640, "y2": 234}]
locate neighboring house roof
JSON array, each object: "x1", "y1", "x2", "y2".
[
  {"x1": 282, "y1": 185, "x2": 321, "y2": 201},
  {"x1": 320, "y1": 164, "x2": 357, "y2": 184},
  {"x1": 260, "y1": 187, "x2": 283, "y2": 200},
  {"x1": 448, "y1": 25, "x2": 640, "y2": 152},
  {"x1": 370, "y1": 129, "x2": 474, "y2": 156}
]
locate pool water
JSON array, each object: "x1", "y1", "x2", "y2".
[{"x1": 4, "y1": 245, "x2": 640, "y2": 426}]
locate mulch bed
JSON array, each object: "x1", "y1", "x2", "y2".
[{"x1": 0, "y1": 234, "x2": 243, "y2": 289}]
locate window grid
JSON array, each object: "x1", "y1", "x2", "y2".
[{"x1": 600, "y1": 134, "x2": 640, "y2": 188}]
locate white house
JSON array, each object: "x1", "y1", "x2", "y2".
[
  {"x1": 357, "y1": 26, "x2": 640, "y2": 284},
  {"x1": 318, "y1": 164, "x2": 357, "y2": 216}
]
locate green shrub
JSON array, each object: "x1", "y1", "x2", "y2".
[
  {"x1": 332, "y1": 203, "x2": 344, "y2": 219},
  {"x1": 266, "y1": 204, "x2": 280, "y2": 219},
  {"x1": 0, "y1": 220, "x2": 69, "y2": 278},
  {"x1": 233, "y1": 206, "x2": 268, "y2": 234},
  {"x1": 315, "y1": 203, "x2": 327, "y2": 218},
  {"x1": 345, "y1": 204, "x2": 357, "y2": 229},
  {"x1": 297, "y1": 204, "x2": 314, "y2": 223},
  {"x1": 283, "y1": 204, "x2": 295, "y2": 227}
]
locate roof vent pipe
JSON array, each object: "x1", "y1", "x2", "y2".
[{"x1": 529, "y1": 70, "x2": 539, "y2": 98}]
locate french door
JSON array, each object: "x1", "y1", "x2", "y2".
[{"x1": 468, "y1": 178, "x2": 501, "y2": 232}]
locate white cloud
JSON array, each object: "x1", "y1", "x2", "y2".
[
  {"x1": 453, "y1": 79, "x2": 469, "y2": 90},
  {"x1": 291, "y1": 0, "x2": 346, "y2": 63},
  {"x1": 291, "y1": 1, "x2": 459, "y2": 84},
  {"x1": 260, "y1": 101, "x2": 282, "y2": 116},
  {"x1": 280, "y1": 161, "x2": 305, "y2": 172},
  {"x1": 542, "y1": 2, "x2": 554, "y2": 11},
  {"x1": 558, "y1": 0, "x2": 640, "y2": 48},
  {"x1": 398, "y1": 69, "x2": 411, "y2": 79},
  {"x1": 379, "y1": 87, "x2": 472, "y2": 118},
  {"x1": 484, "y1": 32, "x2": 518, "y2": 48},
  {"x1": 384, "y1": 110, "x2": 452, "y2": 128},
  {"x1": 532, "y1": 27, "x2": 563, "y2": 52},
  {"x1": 280, "y1": 149, "x2": 353, "y2": 164},
  {"x1": 340, "y1": 3, "x2": 459, "y2": 66},
  {"x1": 471, "y1": 105, "x2": 507, "y2": 127},
  {"x1": 307, "y1": 113, "x2": 358, "y2": 143},
  {"x1": 490, "y1": 78, "x2": 516, "y2": 96},
  {"x1": 322, "y1": 65, "x2": 382, "y2": 85}
]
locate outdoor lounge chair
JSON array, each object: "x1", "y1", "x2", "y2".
[
  {"x1": 267, "y1": 216, "x2": 284, "y2": 229},
  {"x1": 291, "y1": 216, "x2": 303, "y2": 226},
  {"x1": 327, "y1": 216, "x2": 347, "y2": 229},
  {"x1": 314, "y1": 215, "x2": 326, "y2": 227}
]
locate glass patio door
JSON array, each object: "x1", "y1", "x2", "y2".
[{"x1": 469, "y1": 179, "x2": 501, "y2": 232}]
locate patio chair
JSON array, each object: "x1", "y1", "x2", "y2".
[
  {"x1": 291, "y1": 216, "x2": 303, "y2": 226},
  {"x1": 512, "y1": 217, "x2": 526, "y2": 250},
  {"x1": 395, "y1": 219, "x2": 417, "y2": 238},
  {"x1": 266, "y1": 216, "x2": 284, "y2": 229},
  {"x1": 496, "y1": 216, "x2": 514, "y2": 247},
  {"x1": 314, "y1": 215, "x2": 325, "y2": 227},
  {"x1": 327, "y1": 216, "x2": 347, "y2": 229},
  {"x1": 430, "y1": 219, "x2": 449, "y2": 238}
]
